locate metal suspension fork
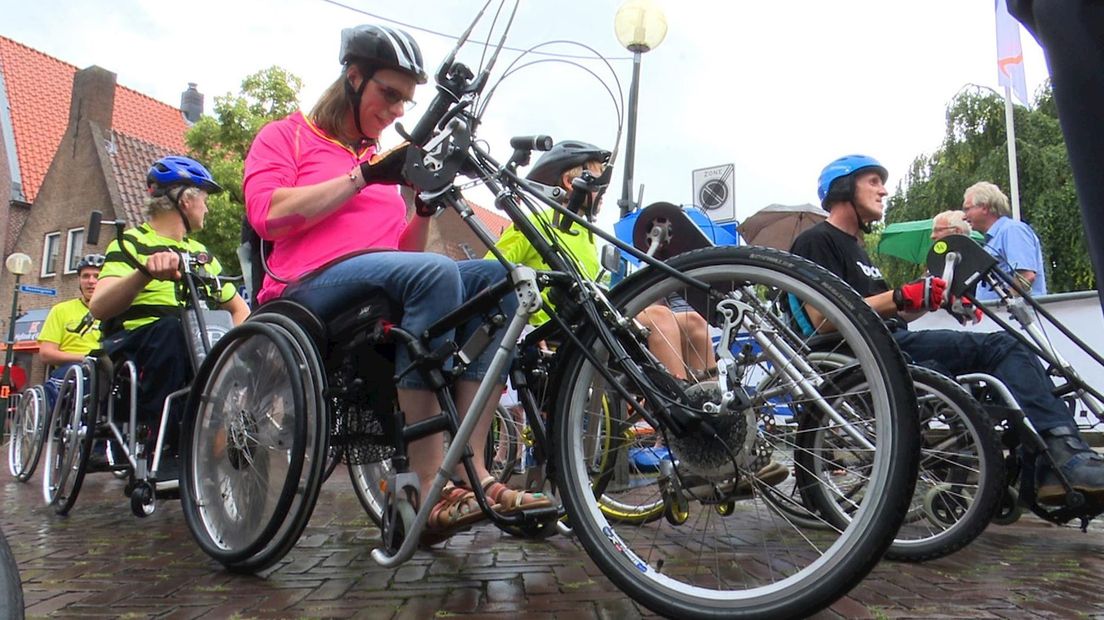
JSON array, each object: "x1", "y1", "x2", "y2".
[
  {"x1": 371, "y1": 265, "x2": 541, "y2": 567},
  {"x1": 718, "y1": 292, "x2": 876, "y2": 452}
]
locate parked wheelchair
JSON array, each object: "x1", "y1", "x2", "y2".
[
  {"x1": 38, "y1": 211, "x2": 235, "y2": 517},
  {"x1": 930, "y1": 235, "x2": 1104, "y2": 531},
  {"x1": 7, "y1": 382, "x2": 46, "y2": 483}
]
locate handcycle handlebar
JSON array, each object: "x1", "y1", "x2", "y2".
[{"x1": 87, "y1": 209, "x2": 239, "y2": 303}]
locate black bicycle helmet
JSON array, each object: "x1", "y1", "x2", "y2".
[
  {"x1": 340, "y1": 24, "x2": 427, "y2": 85},
  {"x1": 527, "y1": 141, "x2": 611, "y2": 187},
  {"x1": 76, "y1": 253, "x2": 105, "y2": 273}
]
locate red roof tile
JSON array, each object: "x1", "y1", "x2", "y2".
[
  {"x1": 0, "y1": 35, "x2": 187, "y2": 204},
  {"x1": 109, "y1": 131, "x2": 172, "y2": 227},
  {"x1": 469, "y1": 202, "x2": 511, "y2": 235}
]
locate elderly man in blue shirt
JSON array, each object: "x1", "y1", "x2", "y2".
[{"x1": 962, "y1": 181, "x2": 1047, "y2": 301}]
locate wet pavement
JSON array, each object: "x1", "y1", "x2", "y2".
[{"x1": 2, "y1": 464, "x2": 1103, "y2": 619}]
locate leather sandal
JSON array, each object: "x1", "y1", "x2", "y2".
[
  {"x1": 420, "y1": 484, "x2": 486, "y2": 546},
  {"x1": 481, "y1": 476, "x2": 553, "y2": 514}
]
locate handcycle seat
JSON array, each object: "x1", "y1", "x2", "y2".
[{"x1": 252, "y1": 291, "x2": 402, "y2": 364}]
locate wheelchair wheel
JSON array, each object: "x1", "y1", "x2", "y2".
[
  {"x1": 8, "y1": 386, "x2": 47, "y2": 482},
  {"x1": 797, "y1": 365, "x2": 1004, "y2": 562},
  {"x1": 0, "y1": 525, "x2": 23, "y2": 620},
  {"x1": 553, "y1": 246, "x2": 919, "y2": 618},
  {"x1": 485, "y1": 404, "x2": 521, "y2": 485},
  {"x1": 222, "y1": 314, "x2": 328, "y2": 574},
  {"x1": 41, "y1": 364, "x2": 95, "y2": 515},
  {"x1": 180, "y1": 321, "x2": 308, "y2": 566},
  {"x1": 349, "y1": 458, "x2": 392, "y2": 527}
]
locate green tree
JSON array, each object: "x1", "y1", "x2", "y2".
[
  {"x1": 877, "y1": 83, "x2": 1093, "y2": 293},
  {"x1": 185, "y1": 66, "x2": 303, "y2": 271}
]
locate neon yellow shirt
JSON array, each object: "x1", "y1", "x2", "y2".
[
  {"x1": 489, "y1": 209, "x2": 600, "y2": 325},
  {"x1": 38, "y1": 298, "x2": 100, "y2": 356},
  {"x1": 100, "y1": 223, "x2": 236, "y2": 333}
]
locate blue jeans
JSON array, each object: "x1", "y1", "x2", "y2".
[
  {"x1": 285, "y1": 252, "x2": 515, "y2": 389},
  {"x1": 892, "y1": 327, "x2": 1073, "y2": 433},
  {"x1": 43, "y1": 363, "x2": 79, "y2": 413}
]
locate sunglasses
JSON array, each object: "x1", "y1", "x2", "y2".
[{"x1": 371, "y1": 78, "x2": 417, "y2": 111}]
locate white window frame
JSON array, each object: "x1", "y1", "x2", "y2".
[
  {"x1": 41, "y1": 231, "x2": 61, "y2": 277},
  {"x1": 63, "y1": 228, "x2": 85, "y2": 274}
]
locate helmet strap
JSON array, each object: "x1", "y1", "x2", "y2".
[
  {"x1": 346, "y1": 65, "x2": 376, "y2": 142},
  {"x1": 851, "y1": 202, "x2": 874, "y2": 235},
  {"x1": 167, "y1": 186, "x2": 192, "y2": 236}
]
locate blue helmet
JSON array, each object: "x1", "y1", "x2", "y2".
[
  {"x1": 147, "y1": 156, "x2": 223, "y2": 197},
  {"x1": 817, "y1": 154, "x2": 887, "y2": 209}
]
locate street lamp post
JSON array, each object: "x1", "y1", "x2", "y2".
[
  {"x1": 2, "y1": 252, "x2": 33, "y2": 430},
  {"x1": 614, "y1": 0, "x2": 667, "y2": 218}
]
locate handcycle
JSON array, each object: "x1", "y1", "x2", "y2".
[
  {"x1": 38, "y1": 211, "x2": 235, "y2": 517},
  {"x1": 626, "y1": 202, "x2": 1006, "y2": 563},
  {"x1": 179, "y1": 3, "x2": 922, "y2": 617},
  {"x1": 929, "y1": 235, "x2": 1104, "y2": 531}
]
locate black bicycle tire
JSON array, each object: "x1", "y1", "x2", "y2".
[
  {"x1": 553, "y1": 245, "x2": 919, "y2": 618},
  {"x1": 0, "y1": 526, "x2": 24, "y2": 620}
]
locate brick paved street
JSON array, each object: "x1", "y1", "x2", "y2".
[{"x1": 2, "y1": 465, "x2": 1103, "y2": 619}]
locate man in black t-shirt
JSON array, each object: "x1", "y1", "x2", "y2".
[{"x1": 790, "y1": 154, "x2": 1104, "y2": 506}]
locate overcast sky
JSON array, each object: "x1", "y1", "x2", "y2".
[{"x1": 1, "y1": 0, "x2": 1050, "y2": 231}]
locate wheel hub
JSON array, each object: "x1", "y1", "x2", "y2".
[{"x1": 668, "y1": 381, "x2": 755, "y2": 477}]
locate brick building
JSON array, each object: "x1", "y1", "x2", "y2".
[{"x1": 0, "y1": 35, "x2": 190, "y2": 384}]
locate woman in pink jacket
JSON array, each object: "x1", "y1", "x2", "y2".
[{"x1": 243, "y1": 24, "x2": 546, "y2": 543}]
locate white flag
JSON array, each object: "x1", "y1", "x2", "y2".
[{"x1": 995, "y1": 0, "x2": 1029, "y2": 105}]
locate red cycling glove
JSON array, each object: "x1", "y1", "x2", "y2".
[
  {"x1": 947, "y1": 296, "x2": 984, "y2": 325},
  {"x1": 893, "y1": 276, "x2": 947, "y2": 312}
]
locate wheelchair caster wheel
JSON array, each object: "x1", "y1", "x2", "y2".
[
  {"x1": 923, "y1": 483, "x2": 965, "y2": 528},
  {"x1": 991, "y1": 487, "x2": 1022, "y2": 526},
  {"x1": 381, "y1": 485, "x2": 417, "y2": 554},
  {"x1": 715, "y1": 500, "x2": 736, "y2": 516},
  {"x1": 131, "y1": 481, "x2": 156, "y2": 517},
  {"x1": 1065, "y1": 490, "x2": 1086, "y2": 509}
]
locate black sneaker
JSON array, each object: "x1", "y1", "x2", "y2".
[
  {"x1": 1035, "y1": 426, "x2": 1104, "y2": 505},
  {"x1": 87, "y1": 441, "x2": 110, "y2": 471},
  {"x1": 154, "y1": 454, "x2": 180, "y2": 491}
]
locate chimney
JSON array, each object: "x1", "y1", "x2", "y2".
[
  {"x1": 181, "y1": 83, "x2": 204, "y2": 124},
  {"x1": 69, "y1": 66, "x2": 117, "y2": 132}
]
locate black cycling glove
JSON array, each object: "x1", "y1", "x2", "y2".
[{"x1": 359, "y1": 142, "x2": 409, "y2": 187}]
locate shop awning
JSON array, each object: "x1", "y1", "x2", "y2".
[{"x1": 12, "y1": 308, "x2": 50, "y2": 343}]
